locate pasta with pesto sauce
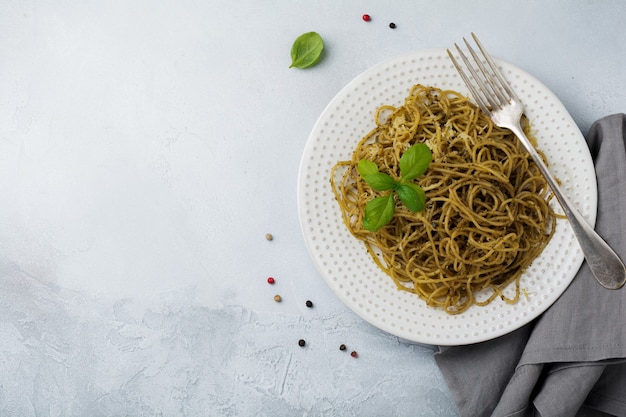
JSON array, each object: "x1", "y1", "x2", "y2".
[{"x1": 330, "y1": 84, "x2": 559, "y2": 314}]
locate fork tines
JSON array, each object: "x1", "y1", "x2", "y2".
[{"x1": 447, "y1": 33, "x2": 520, "y2": 116}]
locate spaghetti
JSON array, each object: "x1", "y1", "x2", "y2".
[{"x1": 330, "y1": 84, "x2": 558, "y2": 314}]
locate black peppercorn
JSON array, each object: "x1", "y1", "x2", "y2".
[
  {"x1": 389, "y1": 22, "x2": 396, "y2": 29},
  {"x1": 339, "y1": 344, "x2": 347, "y2": 351},
  {"x1": 305, "y1": 300, "x2": 313, "y2": 308},
  {"x1": 298, "y1": 339, "x2": 306, "y2": 347}
]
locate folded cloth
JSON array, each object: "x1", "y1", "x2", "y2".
[{"x1": 435, "y1": 114, "x2": 626, "y2": 417}]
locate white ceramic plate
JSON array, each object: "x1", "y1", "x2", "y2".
[{"x1": 297, "y1": 49, "x2": 597, "y2": 345}]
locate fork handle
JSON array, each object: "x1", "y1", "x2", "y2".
[{"x1": 507, "y1": 124, "x2": 626, "y2": 289}]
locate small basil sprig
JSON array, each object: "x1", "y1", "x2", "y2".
[
  {"x1": 357, "y1": 143, "x2": 432, "y2": 232},
  {"x1": 289, "y1": 32, "x2": 324, "y2": 69}
]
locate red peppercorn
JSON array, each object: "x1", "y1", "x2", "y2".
[
  {"x1": 362, "y1": 14, "x2": 371, "y2": 22},
  {"x1": 350, "y1": 350, "x2": 358, "y2": 358},
  {"x1": 267, "y1": 277, "x2": 275, "y2": 284}
]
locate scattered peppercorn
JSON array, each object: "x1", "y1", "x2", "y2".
[
  {"x1": 273, "y1": 294, "x2": 282, "y2": 302},
  {"x1": 339, "y1": 344, "x2": 347, "y2": 351},
  {"x1": 267, "y1": 277, "x2": 275, "y2": 284},
  {"x1": 350, "y1": 350, "x2": 358, "y2": 358},
  {"x1": 298, "y1": 339, "x2": 306, "y2": 347},
  {"x1": 265, "y1": 233, "x2": 273, "y2": 241},
  {"x1": 362, "y1": 14, "x2": 371, "y2": 22},
  {"x1": 305, "y1": 300, "x2": 313, "y2": 308},
  {"x1": 389, "y1": 22, "x2": 396, "y2": 29}
]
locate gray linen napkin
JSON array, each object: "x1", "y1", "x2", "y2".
[{"x1": 435, "y1": 114, "x2": 626, "y2": 417}]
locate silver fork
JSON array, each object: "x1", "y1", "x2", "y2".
[{"x1": 447, "y1": 33, "x2": 625, "y2": 289}]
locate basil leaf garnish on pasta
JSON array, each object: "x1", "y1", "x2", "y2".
[
  {"x1": 363, "y1": 194, "x2": 395, "y2": 232},
  {"x1": 358, "y1": 159, "x2": 396, "y2": 190},
  {"x1": 358, "y1": 143, "x2": 431, "y2": 231},
  {"x1": 396, "y1": 182, "x2": 426, "y2": 212},
  {"x1": 357, "y1": 159, "x2": 379, "y2": 177},
  {"x1": 362, "y1": 172, "x2": 396, "y2": 191},
  {"x1": 400, "y1": 143, "x2": 432, "y2": 180}
]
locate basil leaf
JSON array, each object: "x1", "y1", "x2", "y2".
[
  {"x1": 363, "y1": 172, "x2": 397, "y2": 191},
  {"x1": 363, "y1": 194, "x2": 395, "y2": 232},
  {"x1": 399, "y1": 143, "x2": 432, "y2": 181},
  {"x1": 396, "y1": 183, "x2": 426, "y2": 212},
  {"x1": 289, "y1": 32, "x2": 324, "y2": 69},
  {"x1": 357, "y1": 159, "x2": 379, "y2": 177}
]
